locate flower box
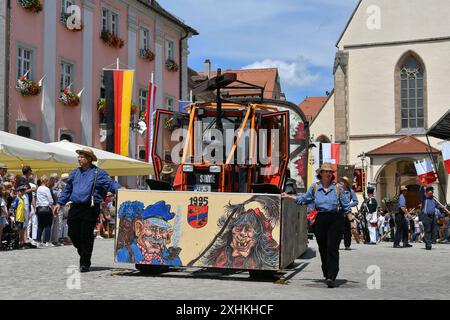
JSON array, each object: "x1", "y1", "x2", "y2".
[
  {"x1": 16, "y1": 77, "x2": 41, "y2": 97},
  {"x1": 17, "y1": 0, "x2": 42, "y2": 13},
  {"x1": 165, "y1": 59, "x2": 179, "y2": 72},
  {"x1": 101, "y1": 31, "x2": 125, "y2": 49},
  {"x1": 59, "y1": 89, "x2": 80, "y2": 107},
  {"x1": 139, "y1": 49, "x2": 155, "y2": 62},
  {"x1": 60, "y1": 12, "x2": 83, "y2": 32}
]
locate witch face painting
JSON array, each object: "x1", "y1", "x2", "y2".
[{"x1": 201, "y1": 196, "x2": 280, "y2": 270}]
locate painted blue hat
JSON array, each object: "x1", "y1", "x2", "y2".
[
  {"x1": 118, "y1": 201, "x2": 144, "y2": 220},
  {"x1": 142, "y1": 201, "x2": 175, "y2": 222}
]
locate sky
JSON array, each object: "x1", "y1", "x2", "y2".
[{"x1": 158, "y1": 0, "x2": 360, "y2": 105}]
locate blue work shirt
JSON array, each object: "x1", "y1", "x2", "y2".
[
  {"x1": 57, "y1": 165, "x2": 121, "y2": 205},
  {"x1": 398, "y1": 194, "x2": 406, "y2": 209},
  {"x1": 344, "y1": 188, "x2": 359, "y2": 208},
  {"x1": 422, "y1": 196, "x2": 443, "y2": 216},
  {"x1": 295, "y1": 181, "x2": 351, "y2": 213}
]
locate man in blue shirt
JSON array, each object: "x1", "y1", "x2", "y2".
[
  {"x1": 394, "y1": 186, "x2": 412, "y2": 248},
  {"x1": 55, "y1": 148, "x2": 121, "y2": 272},
  {"x1": 341, "y1": 176, "x2": 359, "y2": 250},
  {"x1": 420, "y1": 186, "x2": 444, "y2": 250}
]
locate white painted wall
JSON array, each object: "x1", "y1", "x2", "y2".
[
  {"x1": 309, "y1": 93, "x2": 335, "y2": 142},
  {"x1": 338, "y1": 0, "x2": 450, "y2": 49},
  {"x1": 347, "y1": 42, "x2": 450, "y2": 139}
]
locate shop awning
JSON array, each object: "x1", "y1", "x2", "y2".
[
  {"x1": 47, "y1": 140, "x2": 154, "y2": 176},
  {"x1": 427, "y1": 109, "x2": 450, "y2": 140}
]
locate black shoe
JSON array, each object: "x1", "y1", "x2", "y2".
[
  {"x1": 403, "y1": 244, "x2": 412, "y2": 248},
  {"x1": 80, "y1": 265, "x2": 90, "y2": 273},
  {"x1": 425, "y1": 246, "x2": 431, "y2": 250},
  {"x1": 345, "y1": 247, "x2": 351, "y2": 250},
  {"x1": 325, "y1": 278, "x2": 335, "y2": 288},
  {"x1": 393, "y1": 245, "x2": 401, "y2": 248}
]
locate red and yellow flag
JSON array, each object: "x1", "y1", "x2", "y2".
[{"x1": 104, "y1": 69, "x2": 134, "y2": 156}]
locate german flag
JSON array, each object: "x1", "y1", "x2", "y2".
[{"x1": 104, "y1": 70, "x2": 134, "y2": 156}]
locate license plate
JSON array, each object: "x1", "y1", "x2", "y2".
[
  {"x1": 198, "y1": 174, "x2": 216, "y2": 184},
  {"x1": 194, "y1": 184, "x2": 211, "y2": 192}
]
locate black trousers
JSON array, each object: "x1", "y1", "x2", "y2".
[
  {"x1": 67, "y1": 204, "x2": 100, "y2": 267},
  {"x1": 343, "y1": 218, "x2": 352, "y2": 248},
  {"x1": 422, "y1": 215, "x2": 438, "y2": 248},
  {"x1": 394, "y1": 213, "x2": 408, "y2": 246},
  {"x1": 314, "y1": 212, "x2": 344, "y2": 280}
]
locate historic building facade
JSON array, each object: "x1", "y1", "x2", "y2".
[
  {"x1": 0, "y1": 0, "x2": 197, "y2": 164},
  {"x1": 310, "y1": 0, "x2": 450, "y2": 203}
]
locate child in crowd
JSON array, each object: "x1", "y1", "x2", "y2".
[{"x1": 12, "y1": 185, "x2": 28, "y2": 248}]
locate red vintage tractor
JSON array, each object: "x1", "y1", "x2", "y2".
[{"x1": 116, "y1": 71, "x2": 310, "y2": 278}]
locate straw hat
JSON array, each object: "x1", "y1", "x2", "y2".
[
  {"x1": 76, "y1": 147, "x2": 97, "y2": 162},
  {"x1": 0, "y1": 162, "x2": 7, "y2": 169},
  {"x1": 61, "y1": 173, "x2": 69, "y2": 180},
  {"x1": 341, "y1": 176, "x2": 351, "y2": 185},
  {"x1": 316, "y1": 162, "x2": 335, "y2": 174},
  {"x1": 400, "y1": 185, "x2": 408, "y2": 191},
  {"x1": 161, "y1": 165, "x2": 174, "y2": 175}
]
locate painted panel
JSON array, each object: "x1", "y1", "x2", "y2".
[{"x1": 115, "y1": 190, "x2": 281, "y2": 270}]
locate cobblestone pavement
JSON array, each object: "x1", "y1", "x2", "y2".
[{"x1": 1, "y1": 238, "x2": 449, "y2": 300}]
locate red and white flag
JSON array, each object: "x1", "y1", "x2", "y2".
[
  {"x1": 310, "y1": 143, "x2": 340, "y2": 183},
  {"x1": 145, "y1": 78, "x2": 157, "y2": 163},
  {"x1": 414, "y1": 158, "x2": 437, "y2": 185},
  {"x1": 442, "y1": 143, "x2": 450, "y2": 174},
  {"x1": 322, "y1": 143, "x2": 340, "y2": 179}
]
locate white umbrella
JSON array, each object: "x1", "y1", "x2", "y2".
[
  {"x1": 0, "y1": 131, "x2": 78, "y2": 174},
  {"x1": 47, "y1": 140, "x2": 154, "y2": 176}
]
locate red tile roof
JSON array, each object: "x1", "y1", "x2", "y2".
[
  {"x1": 366, "y1": 135, "x2": 439, "y2": 156},
  {"x1": 298, "y1": 96, "x2": 328, "y2": 123},
  {"x1": 197, "y1": 68, "x2": 280, "y2": 99}
]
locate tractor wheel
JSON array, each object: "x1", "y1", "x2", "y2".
[{"x1": 135, "y1": 264, "x2": 170, "y2": 274}]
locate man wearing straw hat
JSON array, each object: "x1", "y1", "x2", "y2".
[
  {"x1": 160, "y1": 164, "x2": 174, "y2": 185},
  {"x1": 55, "y1": 147, "x2": 121, "y2": 272},
  {"x1": 282, "y1": 163, "x2": 351, "y2": 288}
]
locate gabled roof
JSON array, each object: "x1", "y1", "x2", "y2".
[
  {"x1": 298, "y1": 96, "x2": 328, "y2": 123},
  {"x1": 366, "y1": 135, "x2": 439, "y2": 156},
  {"x1": 335, "y1": 0, "x2": 363, "y2": 48},
  {"x1": 197, "y1": 68, "x2": 280, "y2": 99}
]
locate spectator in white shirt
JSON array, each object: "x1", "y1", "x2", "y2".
[{"x1": 35, "y1": 176, "x2": 55, "y2": 247}]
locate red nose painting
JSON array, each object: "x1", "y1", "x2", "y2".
[{"x1": 187, "y1": 205, "x2": 208, "y2": 229}]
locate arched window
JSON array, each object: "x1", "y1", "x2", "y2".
[
  {"x1": 316, "y1": 135, "x2": 331, "y2": 143},
  {"x1": 400, "y1": 57, "x2": 424, "y2": 128},
  {"x1": 395, "y1": 52, "x2": 426, "y2": 132},
  {"x1": 60, "y1": 133, "x2": 73, "y2": 142}
]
